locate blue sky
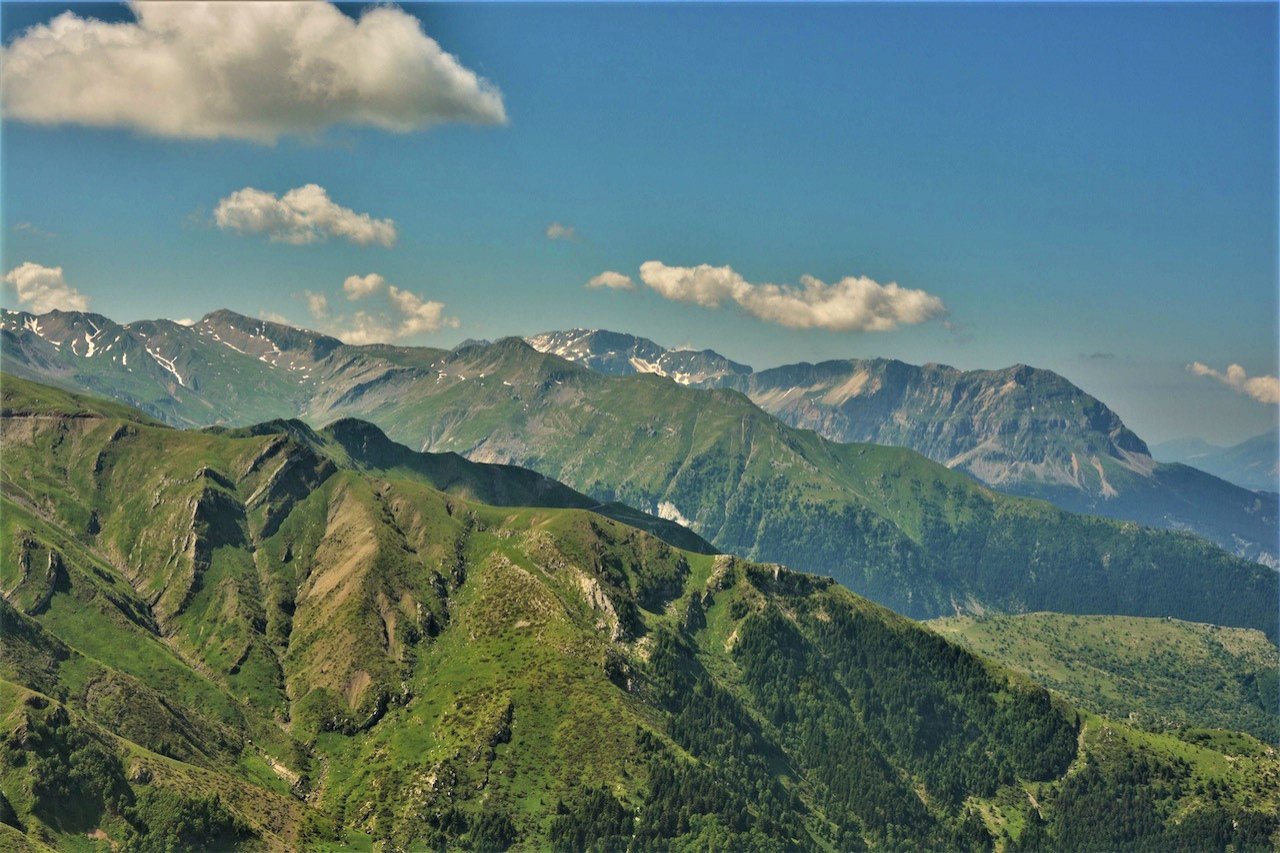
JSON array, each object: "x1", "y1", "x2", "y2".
[{"x1": 1, "y1": 2, "x2": 1276, "y2": 444}]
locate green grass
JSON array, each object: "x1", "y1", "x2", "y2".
[
  {"x1": 305, "y1": 343, "x2": 1278, "y2": 639},
  {"x1": 8, "y1": 323, "x2": 1277, "y2": 637},
  {"x1": 931, "y1": 612, "x2": 1279, "y2": 742},
  {"x1": 2, "y1": 374, "x2": 1276, "y2": 850}
]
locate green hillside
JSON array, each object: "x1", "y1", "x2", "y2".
[
  {"x1": 2, "y1": 376, "x2": 1275, "y2": 850},
  {"x1": 6, "y1": 312, "x2": 1276, "y2": 636},
  {"x1": 931, "y1": 613, "x2": 1280, "y2": 743},
  {"x1": 313, "y1": 338, "x2": 1278, "y2": 639},
  {"x1": 527, "y1": 329, "x2": 1278, "y2": 565}
]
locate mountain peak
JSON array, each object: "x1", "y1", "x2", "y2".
[
  {"x1": 525, "y1": 328, "x2": 751, "y2": 386},
  {"x1": 197, "y1": 309, "x2": 342, "y2": 362},
  {"x1": 739, "y1": 356, "x2": 1152, "y2": 473}
]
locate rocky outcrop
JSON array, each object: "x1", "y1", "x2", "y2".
[
  {"x1": 243, "y1": 443, "x2": 336, "y2": 539},
  {"x1": 526, "y1": 329, "x2": 752, "y2": 386}
]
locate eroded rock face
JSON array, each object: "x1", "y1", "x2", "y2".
[
  {"x1": 729, "y1": 360, "x2": 1151, "y2": 490},
  {"x1": 5, "y1": 541, "x2": 69, "y2": 616},
  {"x1": 242, "y1": 438, "x2": 336, "y2": 539},
  {"x1": 576, "y1": 570, "x2": 625, "y2": 642}
]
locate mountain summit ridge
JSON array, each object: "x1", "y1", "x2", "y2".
[
  {"x1": 525, "y1": 327, "x2": 1275, "y2": 565},
  {"x1": 3, "y1": 309, "x2": 1275, "y2": 567}
]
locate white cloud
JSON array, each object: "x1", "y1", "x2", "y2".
[
  {"x1": 636, "y1": 261, "x2": 946, "y2": 332},
  {"x1": 343, "y1": 272, "x2": 386, "y2": 300},
  {"x1": 0, "y1": 2, "x2": 506, "y2": 143},
  {"x1": 304, "y1": 291, "x2": 330, "y2": 321},
  {"x1": 585, "y1": 271, "x2": 635, "y2": 291},
  {"x1": 259, "y1": 310, "x2": 292, "y2": 325},
  {"x1": 333, "y1": 312, "x2": 398, "y2": 346},
  {"x1": 388, "y1": 286, "x2": 456, "y2": 337},
  {"x1": 324, "y1": 276, "x2": 458, "y2": 344},
  {"x1": 174, "y1": 318, "x2": 196, "y2": 326},
  {"x1": 640, "y1": 262, "x2": 741, "y2": 308},
  {"x1": 2, "y1": 262, "x2": 89, "y2": 313},
  {"x1": 546, "y1": 222, "x2": 577, "y2": 241},
  {"x1": 214, "y1": 184, "x2": 397, "y2": 247},
  {"x1": 1188, "y1": 362, "x2": 1280, "y2": 405}
]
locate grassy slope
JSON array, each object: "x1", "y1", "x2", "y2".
[
  {"x1": 8, "y1": 319, "x2": 1276, "y2": 634},
  {"x1": 931, "y1": 613, "x2": 1280, "y2": 743},
  {"x1": 311, "y1": 341, "x2": 1279, "y2": 638},
  {"x1": 3, "y1": 376, "x2": 1275, "y2": 849},
  {"x1": 259, "y1": 415, "x2": 714, "y2": 554}
]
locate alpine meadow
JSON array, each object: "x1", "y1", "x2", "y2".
[{"x1": 0, "y1": 2, "x2": 1276, "y2": 852}]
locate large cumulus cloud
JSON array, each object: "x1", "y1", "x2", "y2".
[
  {"x1": 0, "y1": 1, "x2": 506, "y2": 143},
  {"x1": 3, "y1": 262, "x2": 90, "y2": 313}
]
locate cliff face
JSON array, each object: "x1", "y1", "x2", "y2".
[
  {"x1": 724, "y1": 359, "x2": 1277, "y2": 566},
  {"x1": 728, "y1": 359, "x2": 1151, "y2": 490}
]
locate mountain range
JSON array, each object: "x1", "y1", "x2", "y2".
[
  {"x1": 3, "y1": 308, "x2": 1277, "y2": 636},
  {"x1": 2, "y1": 375, "x2": 1276, "y2": 851},
  {"x1": 1153, "y1": 430, "x2": 1279, "y2": 494},
  {"x1": 2, "y1": 309, "x2": 1276, "y2": 639},
  {"x1": 526, "y1": 329, "x2": 1278, "y2": 566}
]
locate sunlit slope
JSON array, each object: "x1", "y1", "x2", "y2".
[
  {"x1": 3, "y1": 377, "x2": 1274, "y2": 849},
  {"x1": 312, "y1": 339, "x2": 1279, "y2": 637},
  {"x1": 931, "y1": 613, "x2": 1280, "y2": 743},
  {"x1": 527, "y1": 329, "x2": 1278, "y2": 564},
  {"x1": 7, "y1": 311, "x2": 1274, "y2": 630}
]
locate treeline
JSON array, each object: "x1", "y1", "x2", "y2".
[
  {"x1": 730, "y1": 582, "x2": 1078, "y2": 846},
  {"x1": 548, "y1": 597, "x2": 1072, "y2": 851},
  {"x1": 1016, "y1": 759, "x2": 1277, "y2": 852},
  {"x1": 549, "y1": 627, "x2": 816, "y2": 851}
]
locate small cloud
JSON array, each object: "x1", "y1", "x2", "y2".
[
  {"x1": 545, "y1": 222, "x2": 577, "y2": 241},
  {"x1": 304, "y1": 291, "x2": 330, "y2": 321},
  {"x1": 13, "y1": 222, "x2": 54, "y2": 239},
  {"x1": 585, "y1": 270, "x2": 635, "y2": 291},
  {"x1": 174, "y1": 318, "x2": 196, "y2": 326},
  {"x1": 388, "y1": 286, "x2": 457, "y2": 338},
  {"x1": 214, "y1": 184, "x2": 396, "y2": 247},
  {"x1": 0, "y1": 2, "x2": 506, "y2": 144},
  {"x1": 259, "y1": 310, "x2": 292, "y2": 325},
  {"x1": 343, "y1": 273, "x2": 386, "y2": 300},
  {"x1": 323, "y1": 275, "x2": 458, "y2": 344},
  {"x1": 1080, "y1": 351, "x2": 1115, "y2": 361},
  {"x1": 2, "y1": 261, "x2": 89, "y2": 313},
  {"x1": 1188, "y1": 361, "x2": 1279, "y2": 405},
  {"x1": 637, "y1": 261, "x2": 946, "y2": 332}
]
